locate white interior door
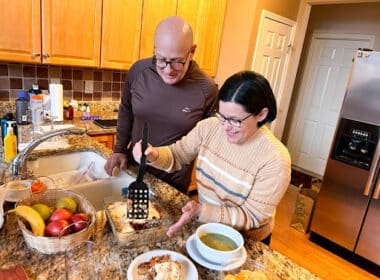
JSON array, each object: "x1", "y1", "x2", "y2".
[
  {"x1": 251, "y1": 10, "x2": 295, "y2": 136},
  {"x1": 287, "y1": 32, "x2": 374, "y2": 176}
]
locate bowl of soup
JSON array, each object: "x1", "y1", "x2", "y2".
[{"x1": 195, "y1": 223, "x2": 244, "y2": 264}]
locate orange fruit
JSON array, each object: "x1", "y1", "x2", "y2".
[{"x1": 31, "y1": 179, "x2": 47, "y2": 193}]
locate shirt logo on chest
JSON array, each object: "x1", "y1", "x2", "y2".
[{"x1": 182, "y1": 107, "x2": 191, "y2": 113}]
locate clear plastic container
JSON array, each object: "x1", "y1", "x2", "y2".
[
  {"x1": 104, "y1": 195, "x2": 171, "y2": 248},
  {"x1": 30, "y1": 94, "x2": 44, "y2": 126}
]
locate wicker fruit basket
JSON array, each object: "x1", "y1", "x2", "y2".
[{"x1": 16, "y1": 189, "x2": 96, "y2": 254}]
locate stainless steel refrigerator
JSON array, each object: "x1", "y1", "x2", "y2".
[{"x1": 310, "y1": 50, "x2": 380, "y2": 272}]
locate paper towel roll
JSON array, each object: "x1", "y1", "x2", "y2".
[{"x1": 49, "y1": 84, "x2": 64, "y2": 121}]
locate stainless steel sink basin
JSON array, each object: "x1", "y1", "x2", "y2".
[{"x1": 69, "y1": 175, "x2": 135, "y2": 210}]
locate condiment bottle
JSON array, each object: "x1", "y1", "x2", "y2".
[
  {"x1": 65, "y1": 105, "x2": 74, "y2": 120},
  {"x1": 1, "y1": 113, "x2": 17, "y2": 146},
  {"x1": 4, "y1": 126, "x2": 17, "y2": 163}
]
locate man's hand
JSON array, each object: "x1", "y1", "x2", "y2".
[
  {"x1": 167, "y1": 200, "x2": 202, "y2": 237},
  {"x1": 104, "y1": 153, "x2": 128, "y2": 176}
]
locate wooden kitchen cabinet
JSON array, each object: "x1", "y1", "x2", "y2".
[
  {"x1": 90, "y1": 133, "x2": 115, "y2": 150},
  {"x1": 0, "y1": 0, "x2": 102, "y2": 67},
  {"x1": 0, "y1": 0, "x2": 226, "y2": 75},
  {"x1": 101, "y1": 0, "x2": 143, "y2": 69},
  {"x1": 177, "y1": 0, "x2": 226, "y2": 77},
  {"x1": 0, "y1": 0, "x2": 41, "y2": 63},
  {"x1": 140, "y1": 0, "x2": 226, "y2": 77},
  {"x1": 42, "y1": 0, "x2": 102, "y2": 67},
  {"x1": 139, "y1": 0, "x2": 178, "y2": 60},
  {"x1": 102, "y1": 0, "x2": 227, "y2": 74}
]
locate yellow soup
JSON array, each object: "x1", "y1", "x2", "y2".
[
  {"x1": 200, "y1": 233, "x2": 238, "y2": 251},
  {"x1": 9, "y1": 184, "x2": 27, "y2": 190}
]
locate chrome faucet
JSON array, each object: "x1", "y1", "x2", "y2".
[{"x1": 11, "y1": 128, "x2": 85, "y2": 179}]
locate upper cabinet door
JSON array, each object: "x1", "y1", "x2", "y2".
[
  {"x1": 0, "y1": 0, "x2": 41, "y2": 63},
  {"x1": 139, "y1": 0, "x2": 177, "y2": 59},
  {"x1": 42, "y1": 0, "x2": 102, "y2": 67},
  {"x1": 177, "y1": 0, "x2": 226, "y2": 77},
  {"x1": 101, "y1": 0, "x2": 143, "y2": 70}
]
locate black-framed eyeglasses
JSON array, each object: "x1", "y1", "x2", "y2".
[
  {"x1": 152, "y1": 50, "x2": 191, "y2": 71},
  {"x1": 215, "y1": 112, "x2": 253, "y2": 128}
]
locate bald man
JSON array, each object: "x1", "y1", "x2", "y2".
[{"x1": 104, "y1": 16, "x2": 218, "y2": 193}]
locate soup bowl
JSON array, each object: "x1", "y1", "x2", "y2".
[{"x1": 195, "y1": 223, "x2": 244, "y2": 264}]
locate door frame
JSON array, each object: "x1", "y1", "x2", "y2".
[
  {"x1": 251, "y1": 10, "x2": 296, "y2": 137},
  {"x1": 251, "y1": 9, "x2": 296, "y2": 70},
  {"x1": 287, "y1": 30, "x2": 375, "y2": 175},
  {"x1": 275, "y1": 0, "x2": 380, "y2": 140}
]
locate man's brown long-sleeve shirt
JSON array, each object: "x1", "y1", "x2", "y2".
[{"x1": 114, "y1": 58, "x2": 218, "y2": 192}]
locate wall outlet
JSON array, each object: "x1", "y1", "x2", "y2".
[{"x1": 85, "y1": 80, "x2": 94, "y2": 93}]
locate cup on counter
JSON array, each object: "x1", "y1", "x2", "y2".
[
  {"x1": 5, "y1": 180, "x2": 31, "y2": 202},
  {"x1": 65, "y1": 241, "x2": 99, "y2": 280}
]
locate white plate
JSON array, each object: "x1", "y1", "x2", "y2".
[
  {"x1": 186, "y1": 234, "x2": 247, "y2": 271},
  {"x1": 127, "y1": 249, "x2": 198, "y2": 280}
]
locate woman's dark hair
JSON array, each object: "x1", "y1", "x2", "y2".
[{"x1": 218, "y1": 70, "x2": 277, "y2": 127}]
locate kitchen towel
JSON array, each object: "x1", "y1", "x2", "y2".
[{"x1": 49, "y1": 83, "x2": 64, "y2": 121}]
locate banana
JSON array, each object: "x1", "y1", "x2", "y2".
[{"x1": 14, "y1": 205, "x2": 45, "y2": 236}]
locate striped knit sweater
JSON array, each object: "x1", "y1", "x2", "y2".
[{"x1": 150, "y1": 117, "x2": 291, "y2": 241}]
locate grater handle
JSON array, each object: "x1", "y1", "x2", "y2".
[{"x1": 136, "y1": 123, "x2": 148, "y2": 183}]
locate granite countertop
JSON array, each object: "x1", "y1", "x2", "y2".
[
  {"x1": 0, "y1": 124, "x2": 320, "y2": 280},
  {"x1": 61, "y1": 110, "x2": 118, "y2": 136}
]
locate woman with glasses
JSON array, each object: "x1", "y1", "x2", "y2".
[
  {"x1": 104, "y1": 16, "x2": 218, "y2": 194},
  {"x1": 133, "y1": 70, "x2": 291, "y2": 245}
]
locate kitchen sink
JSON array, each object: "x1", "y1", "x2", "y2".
[
  {"x1": 69, "y1": 175, "x2": 135, "y2": 210},
  {"x1": 27, "y1": 151, "x2": 108, "y2": 188}
]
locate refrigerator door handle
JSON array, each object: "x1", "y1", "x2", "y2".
[
  {"x1": 373, "y1": 173, "x2": 380, "y2": 199},
  {"x1": 364, "y1": 139, "x2": 380, "y2": 196}
]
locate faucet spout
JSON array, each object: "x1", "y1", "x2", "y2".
[{"x1": 11, "y1": 128, "x2": 85, "y2": 179}]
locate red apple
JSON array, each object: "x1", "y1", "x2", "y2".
[
  {"x1": 50, "y1": 208, "x2": 73, "y2": 222},
  {"x1": 69, "y1": 213, "x2": 90, "y2": 232},
  {"x1": 45, "y1": 220, "x2": 70, "y2": 237}
]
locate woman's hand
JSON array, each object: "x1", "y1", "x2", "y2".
[
  {"x1": 132, "y1": 141, "x2": 158, "y2": 163},
  {"x1": 167, "y1": 200, "x2": 202, "y2": 237}
]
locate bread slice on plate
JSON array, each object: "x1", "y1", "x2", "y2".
[{"x1": 137, "y1": 254, "x2": 182, "y2": 280}]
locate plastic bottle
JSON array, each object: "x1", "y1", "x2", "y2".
[
  {"x1": 4, "y1": 126, "x2": 17, "y2": 163},
  {"x1": 1, "y1": 113, "x2": 17, "y2": 145},
  {"x1": 15, "y1": 91, "x2": 30, "y2": 125},
  {"x1": 30, "y1": 94, "x2": 44, "y2": 126}
]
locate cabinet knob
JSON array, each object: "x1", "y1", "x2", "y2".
[
  {"x1": 42, "y1": 53, "x2": 50, "y2": 59},
  {"x1": 32, "y1": 53, "x2": 41, "y2": 58}
]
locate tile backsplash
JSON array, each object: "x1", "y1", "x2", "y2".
[{"x1": 0, "y1": 62, "x2": 127, "y2": 102}]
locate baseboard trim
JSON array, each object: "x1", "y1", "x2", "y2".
[
  {"x1": 291, "y1": 165, "x2": 323, "y2": 180},
  {"x1": 309, "y1": 232, "x2": 380, "y2": 277}
]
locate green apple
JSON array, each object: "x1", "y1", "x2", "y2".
[{"x1": 55, "y1": 197, "x2": 77, "y2": 213}]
